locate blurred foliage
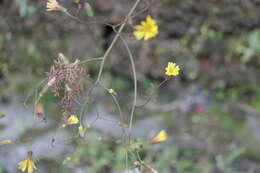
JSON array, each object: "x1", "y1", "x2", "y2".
[
  {"x1": 63, "y1": 137, "x2": 129, "y2": 173},
  {"x1": 230, "y1": 30, "x2": 260, "y2": 63},
  {"x1": 59, "y1": 129, "x2": 248, "y2": 173},
  {"x1": 15, "y1": 0, "x2": 36, "y2": 17}
]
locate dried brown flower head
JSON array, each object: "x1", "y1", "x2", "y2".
[{"x1": 43, "y1": 53, "x2": 85, "y2": 114}]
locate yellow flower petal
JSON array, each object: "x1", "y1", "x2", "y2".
[
  {"x1": 18, "y1": 160, "x2": 28, "y2": 172},
  {"x1": 46, "y1": 0, "x2": 60, "y2": 11},
  {"x1": 149, "y1": 130, "x2": 168, "y2": 144},
  {"x1": 133, "y1": 25, "x2": 144, "y2": 30},
  {"x1": 27, "y1": 160, "x2": 36, "y2": 173},
  {"x1": 67, "y1": 115, "x2": 79, "y2": 125},
  {"x1": 18, "y1": 158, "x2": 37, "y2": 173},
  {"x1": 133, "y1": 15, "x2": 159, "y2": 41},
  {"x1": 144, "y1": 34, "x2": 150, "y2": 41},
  {"x1": 18, "y1": 151, "x2": 37, "y2": 173},
  {"x1": 146, "y1": 15, "x2": 156, "y2": 25},
  {"x1": 165, "y1": 62, "x2": 180, "y2": 76},
  {"x1": 134, "y1": 31, "x2": 145, "y2": 40},
  {"x1": 141, "y1": 21, "x2": 146, "y2": 26}
]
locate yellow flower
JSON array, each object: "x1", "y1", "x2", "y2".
[
  {"x1": 133, "y1": 15, "x2": 159, "y2": 41},
  {"x1": 165, "y1": 62, "x2": 180, "y2": 76},
  {"x1": 46, "y1": 0, "x2": 60, "y2": 11},
  {"x1": 18, "y1": 151, "x2": 36, "y2": 173},
  {"x1": 67, "y1": 115, "x2": 79, "y2": 125},
  {"x1": 149, "y1": 130, "x2": 168, "y2": 144}
]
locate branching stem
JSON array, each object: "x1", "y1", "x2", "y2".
[{"x1": 95, "y1": 0, "x2": 141, "y2": 84}]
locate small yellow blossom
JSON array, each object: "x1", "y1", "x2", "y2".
[
  {"x1": 165, "y1": 62, "x2": 180, "y2": 76},
  {"x1": 46, "y1": 0, "x2": 60, "y2": 11},
  {"x1": 149, "y1": 130, "x2": 168, "y2": 144},
  {"x1": 62, "y1": 115, "x2": 79, "y2": 127},
  {"x1": 134, "y1": 15, "x2": 159, "y2": 41},
  {"x1": 18, "y1": 151, "x2": 36, "y2": 173},
  {"x1": 67, "y1": 115, "x2": 79, "y2": 125}
]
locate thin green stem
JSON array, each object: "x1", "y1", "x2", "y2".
[
  {"x1": 136, "y1": 77, "x2": 169, "y2": 107},
  {"x1": 78, "y1": 57, "x2": 104, "y2": 65},
  {"x1": 119, "y1": 36, "x2": 137, "y2": 138},
  {"x1": 136, "y1": 151, "x2": 143, "y2": 162},
  {"x1": 79, "y1": 81, "x2": 97, "y2": 126},
  {"x1": 98, "y1": 82, "x2": 127, "y2": 136},
  {"x1": 126, "y1": 150, "x2": 129, "y2": 173},
  {"x1": 95, "y1": 0, "x2": 141, "y2": 84},
  {"x1": 23, "y1": 78, "x2": 47, "y2": 109},
  {"x1": 63, "y1": 10, "x2": 116, "y2": 28}
]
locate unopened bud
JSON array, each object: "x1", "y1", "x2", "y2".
[
  {"x1": 65, "y1": 84, "x2": 72, "y2": 92},
  {"x1": 58, "y1": 53, "x2": 70, "y2": 64},
  {"x1": 78, "y1": 125, "x2": 85, "y2": 137},
  {"x1": 108, "y1": 88, "x2": 117, "y2": 95}
]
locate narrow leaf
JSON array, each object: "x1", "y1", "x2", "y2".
[{"x1": 85, "y1": 3, "x2": 94, "y2": 17}]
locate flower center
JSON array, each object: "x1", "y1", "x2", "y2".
[
  {"x1": 143, "y1": 24, "x2": 152, "y2": 33},
  {"x1": 169, "y1": 67, "x2": 175, "y2": 73}
]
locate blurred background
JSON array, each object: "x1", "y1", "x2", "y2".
[{"x1": 1, "y1": 0, "x2": 260, "y2": 172}]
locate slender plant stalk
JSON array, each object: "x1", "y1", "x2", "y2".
[
  {"x1": 95, "y1": 0, "x2": 141, "y2": 84},
  {"x1": 64, "y1": 10, "x2": 116, "y2": 28},
  {"x1": 126, "y1": 150, "x2": 129, "y2": 173},
  {"x1": 23, "y1": 78, "x2": 47, "y2": 109},
  {"x1": 119, "y1": 36, "x2": 137, "y2": 137},
  {"x1": 78, "y1": 57, "x2": 104, "y2": 65},
  {"x1": 136, "y1": 77, "x2": 169, "y2": 107},
  {"x1": 79, "y1": 80, "x2": 97, "y2": 126},
  {"x1": 98, "y1": 82, "x2": 127, "y2": 136}
]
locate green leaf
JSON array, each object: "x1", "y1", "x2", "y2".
[
  {"x1": 248, "y1": 30, "x2": 260, "y2": 48},
  {"x1": 85, "y1": 3, "x2": 94, "y2": 17},
  {"x1": 224, "y1": 147, "x2": 246, "y2": 165}
]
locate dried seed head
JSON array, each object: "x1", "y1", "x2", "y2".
[{"x1": 45, "y1": 53, "x2": 86, "y2": 114}]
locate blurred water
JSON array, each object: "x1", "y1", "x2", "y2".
[{"x1": 0, "y1": 102, "x2": 69, "y2": 173}]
